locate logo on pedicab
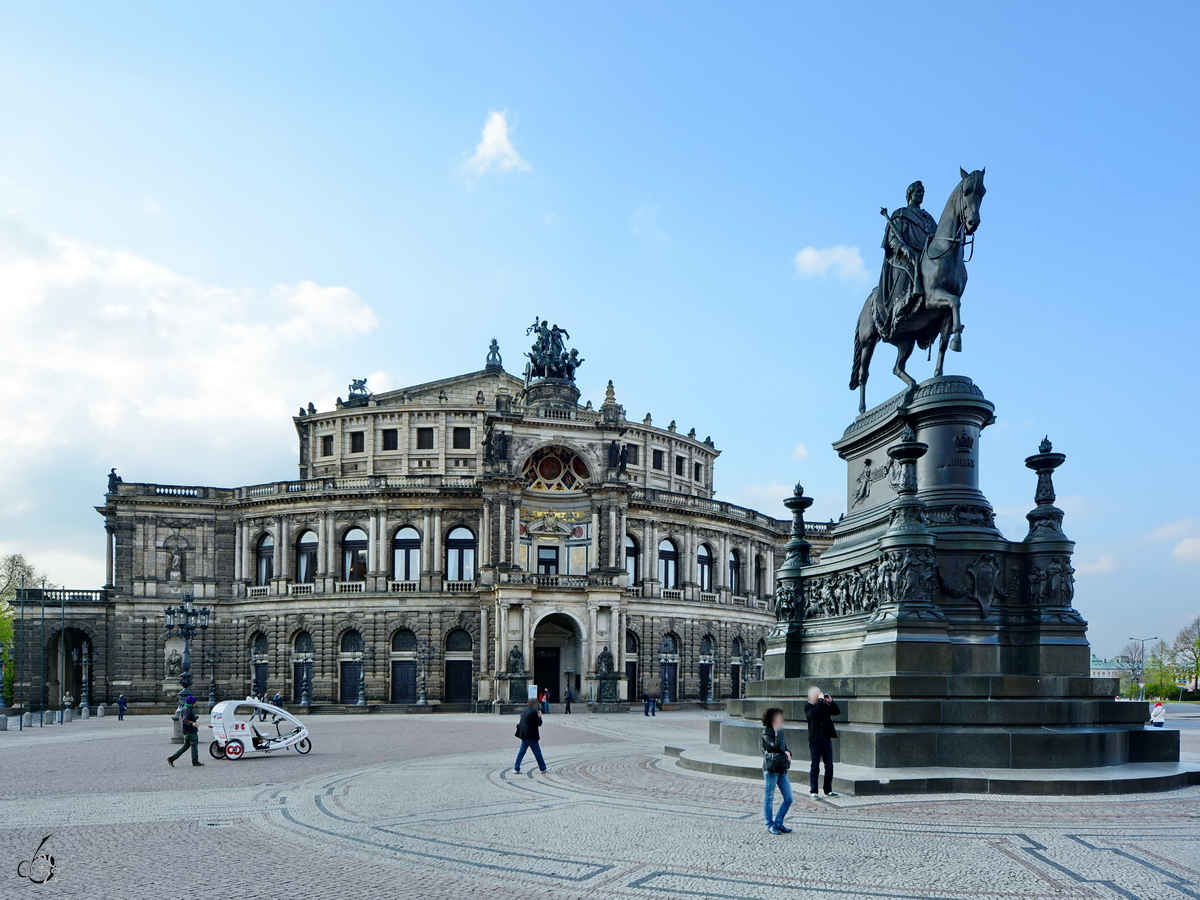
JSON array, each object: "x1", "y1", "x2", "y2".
[{"x1": 16, "y1": 834, "x2": 59, "y2": 884}]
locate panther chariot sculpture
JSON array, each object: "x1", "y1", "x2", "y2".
[{"x1": 849, "y1": 168, "x2": 987, "y2": 413}]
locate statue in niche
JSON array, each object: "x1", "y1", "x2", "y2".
[
  {"x1": 506, "y1": 645, "x2": 525, "y2": 675},
  {"x1": 166, "y1": 648, "x2": 182, "y2": 677},
  {"x1": 596, "y1": 645, "x2": 615, "y2": 675}
]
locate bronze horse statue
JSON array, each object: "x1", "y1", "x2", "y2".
[{"x1": 850, "y1": 168, "x2": 987, "y2": 413}]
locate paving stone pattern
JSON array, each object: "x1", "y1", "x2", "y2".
[{"x1": 1, "y1": 712, "x2": 1198, "y2": 899}]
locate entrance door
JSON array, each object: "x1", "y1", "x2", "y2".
[
  {"x1": 339, "y1": 661, "x2": 361, "y2": 704},
  {"x1": 625, "y1": 662, "x2": 638, "y2": 702},
  {"x1": 253, "y1": 663, "x2": 269, "y2": 696},
  {"x1": 699, "y1": 663, "x2": 712, "y2": 702},
  {"x1": 391, "y1": 661, "x2": 417, "y2": 703},
  {"x1": 662, "y1": 662, "x2": 678, "y2": 702},
  {"x1": 534, "y1": 647, "x2": 560, "y2": 702},
  {"x1": 444, "y1": 660, "x2": 472, "y2": 703},
  {"x1": 730, "y1": 664, "x2": 741, "y2": 699},
  {"x1": 292, "y1": 662, "x2": 312, "y2": 703}
]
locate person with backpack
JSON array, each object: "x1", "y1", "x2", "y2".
[
  {"x1": 116, "y1": 694, "x2": 128, "y2": 721},
  {"x1": 513, "y1": 698, "x2": 547, "y2": 773},
  {"x1": 761, "y1": 707, "x2": 793, "y2": 835},
  {"x1": 167, "y1": 696, "x2": 203, "y2": 767}
]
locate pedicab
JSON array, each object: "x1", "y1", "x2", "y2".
[{"x1": 208, "y1": 699, "x2": 312, "y2": 760}]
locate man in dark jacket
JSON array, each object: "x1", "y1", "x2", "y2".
[
  {"x1": 803, "y1": 686, "x2": 840, "y2": 798},
  {"x1": 167, "y1": 696, "x2": 203, "y2": 767},
  {"x1": 514, "y1": 699, "x2": 547, "y2": 773}
]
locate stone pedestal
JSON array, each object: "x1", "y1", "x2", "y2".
[
  {"x1": 597, "y1": 676, "x2": 619, "y2": 703},
  {"x1": 710, "y1": 376, "x2": 1180, "y2": 789}
]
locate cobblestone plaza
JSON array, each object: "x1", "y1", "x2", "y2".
[{"x1": 3, "y1": 710, "x2": 1198, "y2": 899}]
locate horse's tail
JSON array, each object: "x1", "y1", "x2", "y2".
[{"x1": 849, "y1": 289, "x2": 877, "y2": 390}]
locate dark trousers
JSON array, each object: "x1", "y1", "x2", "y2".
[
  {"x1": 118, "y1": 708, "x2": 126, "y2": 720},
  {"x1": 809, "y1": 738, "x2": 833, "y2": 794},
  {"x1": 170, "y1": 732, "x2": 200, "y2": 765},
  {"x1": 564, "y1": 701, "x2": 571, "y2": 714},
  {"x1": 514, "y1": 740, "x2": 546, "y2": 771}
]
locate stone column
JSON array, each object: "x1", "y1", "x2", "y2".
[
  {"x1": 105, "y1": 527, "x2": 115, "y2": 587},
  {"x1": 278, "y1": 517, "x2": 291, "y2": 592},
  {"x1": 498, "y1": 499, "x2": 508, "y2": 566},
  {"x1": 590, "y1": 509, "x2": 600, "y2": 571},
  {"x1": 421, "y1": 511, "x2": 432, "y2": 575},
  {"x1": 608, "y1": 504, "x2": 618, "y2": 568},
  {"x1": 495, "y1": 601, "x2": 505, "y2": 674},
  {"x1": 512, "y1": 501, "x2": 521, "y2": 570},
  {"x1": 614, "y1": 605, "x2": 624, "y2": 675},
  {"x1": 367, "y1": 511, "x2": 379, "y2": 576},
  {"x1": 521, "y1": 605, "x2": 531, "y2": 671},
  {"x1": 479, "y1": 604, "x2": 489, "y2": 677},
  {"x1": 234, "y1": 521, "x2": 243, "y2": 582},
  {"x1": 432, "y1": 510, "x2": 442, "y2": 576},
  {"x1": 588, "y1": 605, "x2": 599, "y2": 675},
  {"x1": 481, "y1": 500, "x2": 492, "y2": 567}
]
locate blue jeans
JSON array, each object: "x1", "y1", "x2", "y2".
[
  {"x1": 810, "y1": 738, "x2": 834, "y2": 794},
  {"x1": 514, "y1": 740, "x2": 546, "y2": 771},
  {"x1": 763, "y1": 771, "x2": 793, "y2": 827}
]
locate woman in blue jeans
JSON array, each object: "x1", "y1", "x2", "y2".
[
  {"x1": 514, "y1": 698, "x2": 547, "y2": 773},
  {"x1": 761, "y1": 707, "x2": 793, "y2": 835}
]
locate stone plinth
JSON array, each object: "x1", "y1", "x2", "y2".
[{"x1": 713, "y1": 376, "x2": 1179, "y2": 791}]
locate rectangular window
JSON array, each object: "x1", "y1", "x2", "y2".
[
  {"x1": 321, "y1": 435, "x2": 334, "y2": 457},
  {"x1": 452, "y1": 427, "x2": 471, "y2": 450},
  {"x1": 350, "y1": 431, "x2": 365, "y2": 454},
  {"x1": 694, "y1": 462, "x2": 702, "y2": 482},
  {"x1": 382, "y1": 428, "x2": 398, "y2": 451},
  {"x1": 652, "y1": 449, "x2": 664, "y2": 471},
  {"x1": 416, "y1": 427, "x2": 434, "y2": 450},
  {"x1": 537, "y1": 546, "x2": 559, "y2": 575},
  {"x1": 626, "y1": 445, "x2": 639, "y2": 466},
  {"x1": 675, "y1": 456, "x2": 686, "y2": 476}
]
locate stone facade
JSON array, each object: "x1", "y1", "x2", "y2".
[{"x1": 11, "y1": 341, "x2": 833, "y2": 711}]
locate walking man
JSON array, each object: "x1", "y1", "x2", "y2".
[
  {"x1": 804, "y1": 686, "x2": 840, "y2": 799},
  {"x1": 168, "y1": 696, "x2": 204, "y2": 767},
  {"x1": 116, "y1": 693, "x2": 128, "y2": 721},
  {"x1": 513, "y1": 698, "x2": 547, "y2": 773},
  {"x1": 564, "y1": 688, "x2": 573, "y2": 715},
  {"x1": 643, "y1": 690, "x2": 656, "y2": 717}
]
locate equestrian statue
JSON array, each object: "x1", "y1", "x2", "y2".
[{"x1": 849, "y1": 168, "x2": 987, "y2": 413}]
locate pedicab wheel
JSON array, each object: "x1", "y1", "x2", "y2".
[
  {"x1": 295, "y1": 738, "x2": 312, "y2": 754},
  {"x1": 224, "y1": 739, "x2": 245, "y2": 760},
  {"x1": 209, "y1": 741, "x2": 226, "y2": 760}
]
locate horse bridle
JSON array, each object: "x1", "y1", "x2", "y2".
[{"x1": 925, "y1": 183, "x2": 976, "y2": 262}]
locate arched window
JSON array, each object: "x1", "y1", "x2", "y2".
[
  {"x1": 731, "y1": 637, "x2": 743, "y2": 659},
  {"x1": 754, "y1": 555, "x2": 765, "y2": 597},
  {"x1": 658, "y1": 539, "x2": 678, "y2": 590},
  {"x1": 625, "y1": 630, "x2": 639, "y2": 655},
  {"x1": 255, "y1": 534, "x2": 274, "y2": 586},
  {"x1": 340, "y1": 629, "x2": 363, "y2": 654},
  {"x1": 700, "y1": 634, "x2": 715, "y2": 656},
  {"x1": 697, "y1": 543, "x2": 713, "y2": 592},
  {"x1": 251, "y1": 632, "x2": 268, "y2": 656},
  {"x1": 342, "y1": 528, "x2": 368, "y2": 582},
  {"x1": 660, "y1": 633, "x2": 679, "y2": 655},
  {"x1": 295, "y1": 531, "x2": 318, "y2": 584},
  {"x1": 293, "y1": 631, "x2": 314, "y2": 654},
  {"x1": 391, "y1": 629, "x2": 416, "y2": 653},
  {"x1": 625, "y1": 535, "x2": 640, "y2": 585},
  {"x1": 729, "y1": 549, "x2": 742, "y2": 596},
  {"x1": 445, "y1": 628, "x2": 473, "y2": 652},
  {"x1": 393, "y1": 526, "x2": 421, "y2": 582},
  {"x1": 522, "y1": 446, "x2": 591, "y2": 491},
  {"x1": 446, "y1": 527, "x2": 476, "y2": 582},
  {"x1": 757, "y1": 639, "x2": 767, "y2": 659}
]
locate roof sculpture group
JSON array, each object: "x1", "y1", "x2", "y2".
[{"x1": 524, "y1": 318, "x2": 584, "y2": 384}]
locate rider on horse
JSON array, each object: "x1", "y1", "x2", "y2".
[{"x1": 876, "y1": 181, "x2": 938, "y2": 341}]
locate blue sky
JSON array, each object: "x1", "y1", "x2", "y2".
[{"x1": 0, "y1": 3, "x2": 1196, "y2": 656}]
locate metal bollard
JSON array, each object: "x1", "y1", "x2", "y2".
[{"x1": 97, "y1": 704, "x2": 106, "y2": 718}]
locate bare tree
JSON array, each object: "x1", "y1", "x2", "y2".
[{"x1": 1173, "y1": 616, "x2": 1200, "y2": 689}]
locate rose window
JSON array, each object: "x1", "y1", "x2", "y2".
[{"x1": 523, "y1": 447, "x2": 591, "y2": 491}]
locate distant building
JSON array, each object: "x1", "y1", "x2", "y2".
[
  {"x1": 15, "y1": 327, "x2": 835, "y2": 710},
  {"x1": 1090, "y1": 654, "x2": 1127, "y2": 681}
]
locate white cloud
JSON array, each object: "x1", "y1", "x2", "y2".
[
  {"x1": 793, "y1": 443, "x2": 808, "y2": 460},
  {"x1": 630, "y1": 202, "x2": 666, "y2": 241},
  {"x1": 1075, "y1": 553, "x2": 1120, "y2": 577},
  {"x1": 139, "y1": 196, "x2": 161, "y2": 214},
  {"x1": 1172, "y1": 538, "x2": 1200, "y2": 563},
  {"x1": 1142, "y1": 518, "x2": 1200, "y2": 544},
  {"x1": 461, "y1": 111, "x2": 530, "y2": 180},
  {"x1": 0, "y1": 213, "x2": 379, "y2": 502},
  {"x1": 794, "y1": 244, "x2": 867, "y2": 281}
]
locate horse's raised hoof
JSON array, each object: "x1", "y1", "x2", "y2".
[{"x1": 950, "y1": 335, "x2": 962, "y2": 352}]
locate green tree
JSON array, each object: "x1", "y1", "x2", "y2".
[
  {"x1": 1144, "y1": 640, "x2": 1177, "y2": 699},
  {"x1": 0, "y1": 554, "x2": 52, "y2": 706}
]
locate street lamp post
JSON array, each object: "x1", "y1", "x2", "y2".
[
  {"x1": 204, "y1": 641, "x2": 221, "y2": 706},
  {"x1": 416, "y1": 639, "x2": 429, "y2": 707},
  {"x1": 659, "y1": 655, "x2": 670, "y2": 706},
  {"x1": 298, "y1": 652, "x2": 312, "y2": 708},
  {"x1": 1129, "y1": 636, "x2": 1158, "y2": 702},
  {"x1": 357, "y1": 646, "x2": 376, "y2": 707},
  {"x1": 163, "y1": 594, "x2": 210, "y2": 711},
  {"x1": 80, "y1": 643, "x2": 90, "y2": 713}
]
